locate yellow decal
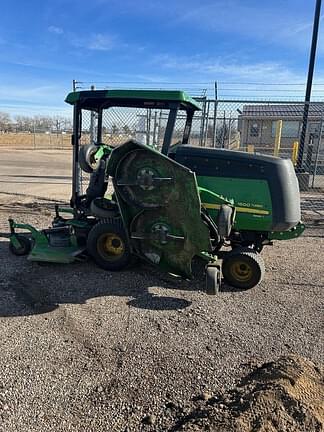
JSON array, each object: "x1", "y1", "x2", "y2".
[{"x1": 202, "y1": 203, "x2": 269, "y2": 216}]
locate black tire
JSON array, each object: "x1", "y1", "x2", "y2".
[
  {"x1": 87, "y1": 219, "x2": 131, "y2": 271},
  {"x1": 79, "y1": 144, "x2": 99, "y2": 173},
  {"x1": 73, "y1": 226, "x2": 91, "y2": 247},
  {"x1": 217, "y1": 204, "x2": 233, "y2": 238},
  {"x1": 90, "y1": 197, "x2": 119, "y2": 219},
  {"x1": 222, "y1": 247, "x2": 265, "y2": 290},
  {"x1": 9, "y1": 235, "x2": 31, "y2": 256},
  {"x1": 205, "y1": 266, "x2": 221, "y2": 295}
]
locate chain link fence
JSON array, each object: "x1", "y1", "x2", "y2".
[
  {"x1": 0, "y1": 129, "x2": 72, "y2": 149},
  {"x1": 2, "y1": 94, "x2": 323, "y2": 221},
  {"x1": 210, "y1": 100, "x2": 324, "y2": 190},
  {"x1": 206, "y1": 99, "x2": 324, "y2": 222}
]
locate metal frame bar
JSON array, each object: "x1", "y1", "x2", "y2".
[
  {"x1": 97, "y1": 109, "x2": 103, "y2": 143},
  {"x1": 161, "y1": 103, "x2": 179, "y2": 155},
  {"x1": 182, "y1": 110, "x2": 194, "y2": 144},
  {"x1": 71, "y1": 102, "x2": 81, "y2": 209},
  {"x1": 311, "y1": 115, "x2": 323, "y2": 187}
]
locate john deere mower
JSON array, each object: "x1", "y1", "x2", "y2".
[{"x1": 8, "y1": 89, "x2": 304, "y2": 293}]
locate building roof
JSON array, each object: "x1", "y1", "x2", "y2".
[
  {"x1": 65, "y1": 89, "x2": 201, "y2": 111},
  {"x1": 241, "y1": 103, "x2": 324, "y2": 119}
]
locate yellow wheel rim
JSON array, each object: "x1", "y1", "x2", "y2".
[
  {"x1": 98, "y1": 233, "x2": 125, "y2": 260},
  {"x1": 229, "y1": 259, "x2": 253, "y2": 282}
]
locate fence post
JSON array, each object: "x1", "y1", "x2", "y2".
[
  {"x1": 228, "y1": 114, "x2": 232, "y2": 148},
  {"x1": 203, "y1": 101, "x2": 210, "y2": 146},
  {"x1": 90, "y1": 85, "x2": 95, "y2": 144},
  {"x1": 33, "y1": 124, "x2": 36, "y2": 149},
  {"x1": 291, "y1": 141, "x2": 299, "y2": 165},
  {"x1": 212, "y1": 100, "x2": 218, "y2": 148},
  {"x1": 311, "y1": 116, "x2": 323, "y2": 188},
  {"x1": 152, "y1": 111, "x2": 158, "y2": 148},
  {"x1": 157, "y1": 110, "x2": 162, "y2": 149},
  {"x1": 274, "y1": 120, "x2": 282, "y2": 156},
  {"x1": 199, "y1": 98, "x2": 207, "y2": 146},
  {"x1": 146, "y1": 109, "x2": 151, "y2": 146}
]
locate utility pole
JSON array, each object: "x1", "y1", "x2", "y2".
[{"x1": 296, "y1": 0, "x2": 322, "y2": 170}]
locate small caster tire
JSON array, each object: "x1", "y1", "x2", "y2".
[
  {"x1": 205, "y1": 266, "x2": 221, "y2": 295},
  {"x1": 9, "y1": 235, "x2": 31, "y2": 256}
]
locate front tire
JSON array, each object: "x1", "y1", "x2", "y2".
[
  {"x1": 222, "y1": 247, "x2": 265, "y2": 290},
  {"x1": 87, "y1": 219, "x2": 131, "y2": 271},
  {"x1": 9, "y1": 235, "x2": 31, "y2": 256}
]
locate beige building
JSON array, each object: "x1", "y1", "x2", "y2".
[{"x1": 237, "y1": 104, "x2": 324, "y2": 156}]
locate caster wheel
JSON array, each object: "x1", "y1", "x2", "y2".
[
  {"x1": 9, "y1": 235, "x2": 31, "y2": 256},
  {"x1": 205, "y1": 266, "x2": 221, "y2": 295}
]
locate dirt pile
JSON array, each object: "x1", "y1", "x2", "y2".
[{"x1": 170, "y1": 355, "x2": 324, "y2": 432}]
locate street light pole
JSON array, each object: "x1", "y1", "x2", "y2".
[{"x1": 296, "y1": 0, "x2": 322, "y2": 170}]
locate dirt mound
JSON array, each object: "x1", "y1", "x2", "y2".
[{"x1": 171, "y1": 355, "x2": 324, "y2": 432}]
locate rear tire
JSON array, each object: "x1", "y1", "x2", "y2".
[
  {"x1": 222, "y1": 247, "x2": 265, "y2": 290},
  {"x1": 9, "y1": 235, "x2": 31, "y2": 256},
  {"x1": 87, "y1": 219, "x2": 131, "y2": 271}
]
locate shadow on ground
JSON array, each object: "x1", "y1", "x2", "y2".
[{"x1": 0, "y1": 239, "x2": 201, "y2": 317}]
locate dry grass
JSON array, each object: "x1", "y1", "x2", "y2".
[
  {"x1": 0, "y1": 132, "x2": 133, "y2": 149},
  {"x1": 0, "y1": 132, "x2": 72, "y2": 149}
]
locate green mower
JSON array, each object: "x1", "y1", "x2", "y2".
[{"x1": 8, "y1": 89, "x2": 305, "y2": 293}]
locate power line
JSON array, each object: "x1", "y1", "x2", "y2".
[
  {"x1": 76, "y1": 81, "x2": 214, "y2": 85},
  {"x1": 219, "y1": 82, "x2": 324, "y2": 86},
  {"x1": 218, "y1": 89, "x2": 324, "y2": 93}
]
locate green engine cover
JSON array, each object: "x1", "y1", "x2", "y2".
[{"x1": 197, "y1": 175, "x2": 273, "y2": 232}]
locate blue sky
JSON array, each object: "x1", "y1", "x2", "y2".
[{"x1": 1, "y1": 0, "x2": 323, "y2": 116}]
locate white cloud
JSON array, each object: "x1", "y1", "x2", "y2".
[
  {"x1": 48, "y1": 26, "x2": 64, "y2": 35},
  {"x1": 176, "y1": 1, "x2": 324, "y2": 54},
  {"x1": 87, "y1": 34, "x2": 116, "y2": 51},
  {"x1": 0, "y1": 84, "x2": 70, "y2": 116},
  {"x1": 148, "y1": 52, "x2": 324, "y2": 99},
  {"x1": 152, "y1": 53, "x2": 305, "y2": 82},
  {"x1": 0, "y1": 84, "x2": 66, "y2": 102},
  {"x1": 71, "y1": 33, "x2": 117, "y2": 51}
]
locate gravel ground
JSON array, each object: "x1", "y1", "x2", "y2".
[
  {"x1": 0, "y1": 193, "x2": 323, "y2": 432},
  {"x1": 0, "y1": 151, "x2": 323, "y2": 431}
]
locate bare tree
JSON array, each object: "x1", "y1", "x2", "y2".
[
  {"x1": 211, "y1": 120, "x2": 237, "y2": 148},
  {"x1": 122, "y1": 125, "x2": 133, "y2": 136},
  {"x1": 15, "y1": 116, "x2": 33, "y2": 132},
  {"x1": 0, "y1": 112, "x2": 12, "y2": 132},
  {"x1": 14, "y1": 114, "x2": 72, "y2": 132},
  {"x1": 111, "y1": 124, "x2": 119, "y2": 134}
]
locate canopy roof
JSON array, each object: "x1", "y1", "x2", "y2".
[{"x1": 65, "y1": 89, "x2": 201, "y2": 111}]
